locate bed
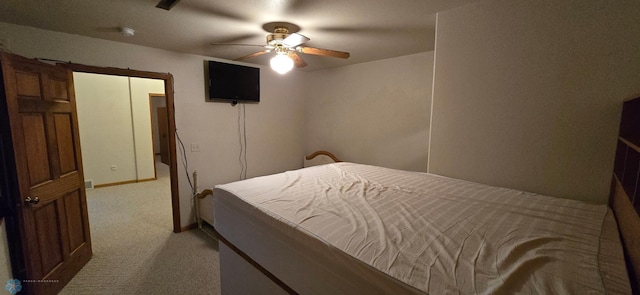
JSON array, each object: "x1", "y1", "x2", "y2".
[{"x1": 209, "y1": 98, "x2": 640, "y2": 294}]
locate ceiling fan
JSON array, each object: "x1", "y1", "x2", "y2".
[
  {"x1": 155, "y1": 0, "x2": 350, "y2": 73},
  {"x1": 211, "y1": 22, "x2": 350, "y2": 73}
]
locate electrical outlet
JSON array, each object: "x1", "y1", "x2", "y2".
[
  {"x1": 111, "y1": 165, "x2": 117, "y2": 171},
  {"x1": 191, "y1": 143, "x2": 201, "y2": 152}
]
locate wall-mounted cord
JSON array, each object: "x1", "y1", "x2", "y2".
[
  {"x1": 243, "y1": 104, "x2": 247, "y2": 180},
  {"x1": 237, "y1": 103, "x2": 248, "y2": 180},
  {"x1": 175, "y1": 128, "x2": 195, "y2": 194}
]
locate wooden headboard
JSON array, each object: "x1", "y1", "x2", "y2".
[
  {"x1": 304, "y1": 150, "x2": 342, "y2": 167},
  {"x1": 611, "y1": 96, "x2": 640, "y2": 293}
]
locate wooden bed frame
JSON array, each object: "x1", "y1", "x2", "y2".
[
  {"x1": 303, "y1": 150, "x2": 341, "y2": 167},
  {"x1": 305, "y1": 150, "x2": 341, "y2": 163},
  {"x1": 611, "y1": 96, "x2": 640, "y2": 293}
]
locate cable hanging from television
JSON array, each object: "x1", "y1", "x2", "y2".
[
  {"x1": 175, "y1": 128, "x2": 195, "y2": 194},
  {"x1": 238, "y1": 103, "x2": 248, "y2": 180}
]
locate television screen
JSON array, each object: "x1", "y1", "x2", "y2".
[{"x1": 207, "y1": 61, "x2": 260, "y2": 103}]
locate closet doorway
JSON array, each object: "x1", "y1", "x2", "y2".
[
  {"x1": 150, "y1": 94, "x2": 170, "y2": 166},
  {"x1": 62, "y1": 63, "x2": 181, "y2": 233}
]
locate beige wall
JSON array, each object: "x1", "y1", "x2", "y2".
[
  {"x1": 74, "y1": 73, "x2": 163, "y2": 186},
  {"x1": 305, "y1": 52, "x2": 433, "y2": 172},
  {"x1": 129, "y1": 77, "x2": 165, "y2": 181},
  {"x1": 429, "y1": 0, "x2": 640, "y2": 202},
  {"x1": 74, "y1": 73, "x2": 134, "y2": 185}
]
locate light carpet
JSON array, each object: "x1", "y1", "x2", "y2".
[{"x1": 60, "y1": 160, "x2": 221, "y2": 295}]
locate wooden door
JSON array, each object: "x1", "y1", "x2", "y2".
[
  {"x1": 157, "y1": 106, "x2": 170, "y2": 165},
  {"x1": 0, "y1": 52, "x2": 92, "y2": 294}
]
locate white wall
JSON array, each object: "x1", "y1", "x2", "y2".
[
  {"x1": 74, "y1": 74, "x2": 163, "y2": 185},
  {"x1": 74, "y1": 73, "x2": 138, "y2": 186},
  {"x1": 129, "y1": 77, "x2": 165, "y2": 180},
  {"x1": 305, "y1": 52, "x2": 433, "y2": 172},
  {"x1": 430, "y1": 0, "x2": 640, "y2": 202},
  {"x1": 0, "y1": 22, "x2": 306, "y2": 229}
]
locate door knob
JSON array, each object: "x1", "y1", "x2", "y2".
[{"x1": 25, "y1": 196, "x2": 40, "y2": 204}]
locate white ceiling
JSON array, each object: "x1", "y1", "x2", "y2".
[{"x1": 0, "y1": 0, "x2": 480, "y2": 71}]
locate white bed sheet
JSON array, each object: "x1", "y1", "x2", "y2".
[{"x1": 213, "y1": 163, "x2": 630, "y2": 294}]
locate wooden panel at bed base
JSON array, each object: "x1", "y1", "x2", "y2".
[
  {"x1": 219, "y1": 242, "x2": 292, "y2": 295},
  {"x1": 214, "y1": 228, "x2": 297, "y2": 295},
  {"x1": 196, "y1": 188, "x2": 296, "y2": 294},
  {"x1": 610, "y1": 177, "x2": 640, "y2": 293}
]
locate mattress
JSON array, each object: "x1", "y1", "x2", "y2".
[{"x1": 213, "y1": 163, "x2": 630, "y2": 294}]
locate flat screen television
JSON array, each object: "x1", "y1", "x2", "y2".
[{"x1": 206, "y1": 60, "x2": 260, "y2": 104}]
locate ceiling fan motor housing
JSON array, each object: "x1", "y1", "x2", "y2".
[{"x1": 267, "y1": 26, "x2": 290, "y2": 46}]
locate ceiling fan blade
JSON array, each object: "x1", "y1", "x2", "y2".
[
  {"x1": 297, "y1": 46, "x2": 350, "y2": 59},
  {"x1": 233, "y1": 51, "x2": 269, "y2": 61},
  {"x1": 288, "y1": 52, "x2": 307, "y2": 68},
  {"x1": 96, "y1": 27, "x2": 121, "y2": 33},
  {"x1": 210, "y1": 43, "x2": 269, "y2": 48},
  {"x1": 282, "y1": 33, "x2": 310, "y2": 48},
  {"x1": 156, "y1": 0, "x2": 181, "y2": 10}
]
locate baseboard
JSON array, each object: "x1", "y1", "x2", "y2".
[
  {"x1": 137, "y1": 177, "x2": 157, "y2": 183},
  {"x1": 93, "y1": 177, "x2": 158, "y2": 188},
  {"x1": 94, "y1": 180, "x2": 137, "y2": 188},
  {"x1": 181, "y1": 223, "x2": 197, "y2": 232}
]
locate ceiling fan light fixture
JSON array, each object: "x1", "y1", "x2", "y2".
[
  {"x1": 270, "y1": 54, "x2": 294, "y2": 74},
  {"x1": 119, "y1": 27, "x2": 135, "y2": 37}
]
